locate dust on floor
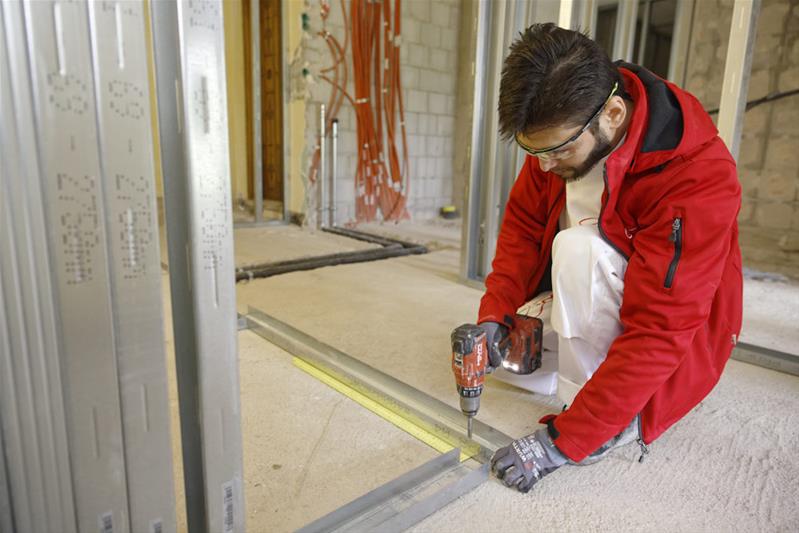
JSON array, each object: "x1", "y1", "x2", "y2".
[{"x1": 163, "y1": 222, "x2": 799, "y2": 531}]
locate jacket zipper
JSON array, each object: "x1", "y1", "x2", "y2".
[
  {"x1": 597, "y1": 165, "x2": 630, "y2": 260},
  {"x1": 636, "y1": 414, "x2": 649, "y2": 463},
  {"x1": 664, "y1": 217, "x2": 682, "y2": 288},
  {"x1": 598, "y1": 165, "x2": 650, "y2": 463}
]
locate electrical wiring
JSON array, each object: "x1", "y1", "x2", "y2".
[{"x1": 307, "y1": 0, "x2": 409, "y2": 223}]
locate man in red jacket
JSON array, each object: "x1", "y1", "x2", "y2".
[{"x1": 484, "y1": 24, "x2": 743, "y2": 492}]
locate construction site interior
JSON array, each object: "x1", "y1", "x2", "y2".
[{"x1": 1, "y1": 1, "x2": 798, "y2": 532}]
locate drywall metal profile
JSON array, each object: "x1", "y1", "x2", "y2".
[
  {"x1": 496, "y1": 0, "x2": 534, "y2": 243},
  {"x1": 150, "y1": 1, "x2": 245, "y2": 531},
  {"x1": 319, "y1": 103, "x2": 327, "y2": 228},
  {"x1": 15, "y1": 0, "x2": 133, "y2": 528},
  {"x1": 558, "y1": 0, "x2": 576, "y2": 29},
  {"x1": 459, "y1": 0, "x2": 491, "y2": 282},
  {"x1": 460, "y1": 0, "x2": 531, "y2": 282},
  {"x1": 667, "y1": 0, "x2": 695, "y2": 85},
  {"x1": 0, "y1": 3, "x2": 77, "y2": 529},
  {"x1": 478, "y1": 0, "x2": 509, "y2": 280},
  {"x1": 87, "y1": 1, "x2": 177, "y2": 530},
  {"x1": 246, "y1": 307, "x2": 513, "y2": 460},
  {"x1": 579, "y1": 0, "x2": 600, "y2": 37},
  {"x1": 612, "y1": 0, "x2": 639, "y2": 61},
  {"x1": 717, "y1": 0, "x2": 761, "y2": 160},
  {"x1": 636, "y1": 0, "x2": 653, "y2": 65},
  {"x1": 731, "y1": 342, "x2": 799, "y2": 377},
  {"x1": 298, "y1": 449, "x2": 489, "y2": 533}
]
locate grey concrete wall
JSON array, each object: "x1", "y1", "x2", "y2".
[
  {"x1": 684, "y1": 0, "x2": 799, "y2": 276},
  {"x1": 302, "y1": 0, "x2": 461, "y2": 223}
]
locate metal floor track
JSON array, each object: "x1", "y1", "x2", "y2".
[{"x1": 242, "y1": 308, "x2": 799, "y2": 532}]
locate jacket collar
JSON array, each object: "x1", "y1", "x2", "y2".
[{"x1": 608, "y1": 62, "x2": 718, "y2": 180}]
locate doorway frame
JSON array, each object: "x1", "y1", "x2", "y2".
[{"x1": 237, "y1": 0, "x2": 290, "y2": 228}]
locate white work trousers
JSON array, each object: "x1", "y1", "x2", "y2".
[{"x1": 493, "y1": 225, "x2": 628, "y2": 407}]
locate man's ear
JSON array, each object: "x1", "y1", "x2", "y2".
[{"x1": 603, "y1": 96, "x2": 627, "y2": 130}]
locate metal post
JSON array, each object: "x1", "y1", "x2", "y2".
[
  {"x1": 9, "y1": 1, "x2": 133, "y2": 529},
  {"x1": 2, "y1": 0, "x2": 201, "y2": 529},
  {"x1": 478, "y1": 0, "x2": 508, "y2": 279},
  {"x1": 612, "y1": 0, "x2": 639, "y2": 61},
  {"x1": 87, "y1": 1, "x2": 177, "y2": 530},
  {"x1": 667, "y1": 0, "x2": 696, "y2": 85},
  {"x1": 150, "y1": 0, "x2": 245, "y2": 531},
  {"x1": 579, "y1": 0, "x2": 600, "y2": 37},
  {"x1": 461, "y1": 0, "x2": 491, "y2": 282},
  {"x1": 319, "y1": 104, "x2": 327, "y2": 228},
  {"x1": 1, "y1": 4, "x2": 78, "y2": 529},
  {"x1": 636, "y1": 0, "x2": 652, "y2": 65},
  {"x1": 558, "y1": 0, "x2": 576, "y2": 29},
  {"x1": 461, "y1": 0, "x2": 534, "y2": 283},
  {"x1": 717, "y1": 0, "x2": 761, "y2": 160},
  {"x1": 251, "y1": 0, "x2": 263, "y2": 223},
  {"x1": 331, "y1": 118, "x2": 339, "y2": 227}
]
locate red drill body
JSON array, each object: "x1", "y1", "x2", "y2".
[
  {"x1": 451, "y1": 316, "x2": 544, "y2": 437},
  {"x1": 451, "y1": 324, "x2": 487, "y2": 437}
]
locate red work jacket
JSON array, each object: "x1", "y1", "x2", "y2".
[{"x1": 478, "y1": 64, "x2": 743, "y2": 462}]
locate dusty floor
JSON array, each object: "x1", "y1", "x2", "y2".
[
  {"x1": 165, "y1": 221, "x2": 799, "y2": 531},
  {"x1": 232, "y1": 225, "x2": 376, "y2": 267},
  {"x1": 238, "y1": 330, "x2": 438, "y2": 530},
  {"x1": 159, "y1": 223, "x2": 377, "y2": 270},
  {"x1": 358, "y1": 219, "x2": 462, "y2": 251}
]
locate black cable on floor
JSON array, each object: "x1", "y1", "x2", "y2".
[{"x1": 235, "y1": 226, "x2": 428, "y2": 282}]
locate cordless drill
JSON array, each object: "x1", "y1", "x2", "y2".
[{"x1": 451, "y1": 315, "x2": 543, "y2": 438}]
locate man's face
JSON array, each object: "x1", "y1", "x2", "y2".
[{"x1": 516, "y1": 121, "x2": 614, "y2": 183}]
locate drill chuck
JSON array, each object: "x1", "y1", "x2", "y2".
[{"x1": 459, "y1": 395, "x2": 480, "y2": 417}]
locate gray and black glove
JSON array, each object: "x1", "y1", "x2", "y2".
[
  {"x1": 490, "y1": 428, "x2": 568, "y2": 493},
  {"x1": 478, "y1": 321, "x2": 509, "y2": 372}
]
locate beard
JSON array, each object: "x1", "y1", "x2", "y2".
[{"x1": 551, "y1": 127, "x2": 615, "y2": 183}]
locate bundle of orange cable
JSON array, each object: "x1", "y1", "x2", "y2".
[{"x1": 308, "y1": 0, "x2": 410, "y2": 223}]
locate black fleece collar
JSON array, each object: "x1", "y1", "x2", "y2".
[{"x1": 615, "y1": 61, "x2": 684, "y2": 154}]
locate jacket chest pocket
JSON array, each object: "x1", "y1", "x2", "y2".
[{"x1": 664, "y1": 217, "x2": 683, "y2": 289}]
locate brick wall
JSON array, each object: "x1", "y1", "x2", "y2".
[
  {"x1": 302, "y1": 0, "x2": 461, "y2": 224},
  {"x1": 684, "y1": 0, "x2": 799, "y2": 276}
]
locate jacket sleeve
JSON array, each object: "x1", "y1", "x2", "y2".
[
  {"x1": 550, "y1": 157, "x2": 741, "y2": 462},
  {"x1": 478, "y1": 156, "x2": 550, "y2": 325}
]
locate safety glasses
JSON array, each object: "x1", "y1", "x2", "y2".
[{"x1": 515, "y1": 82, "x2": 618, "y2": 161}]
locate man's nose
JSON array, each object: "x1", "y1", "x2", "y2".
[{"x1": 538, "y1": 157, "x2": 557, "y2": 172}]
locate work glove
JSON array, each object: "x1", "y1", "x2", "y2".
[
  {"x1": 478, "y1": 321, "x2": 508, "y2": 372},
  {"x1": 490, "y1": 428, "x2": 568, "y2": 493}
]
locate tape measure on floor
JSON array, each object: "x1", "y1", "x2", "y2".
[{"x1": 293, "y1": 357, "x2": 478, "y2": 462}]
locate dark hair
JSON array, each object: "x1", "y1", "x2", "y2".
[{"x1": 498, "y1": 23, "x2": 622, "y2": 140}]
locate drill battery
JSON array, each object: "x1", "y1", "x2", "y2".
[{"x1": 498, "y1": 315, "x2": 543, "y2": 375}]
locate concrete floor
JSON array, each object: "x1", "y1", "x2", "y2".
[
  {"x1": 741, "y1": 274, "x2": 799, "y2": 353},
  {"x1": 358, "y1": 219, "x2": 462, "y2": 251},
  {"x1": 164, "y1": 222, "x2": 799, "y2": 531},
  {"x1": 163, "y1": 285, "x2": 439, "y2": 532},
  {"x1": 238, "y1": 330, "x2": 438, "y2": 531},
  {"x1": 232, "y1": 225, "x2": 376, "y2": 267},
  {"x1": 159, "y1": 223, "x2": 377, "y2": 270}
]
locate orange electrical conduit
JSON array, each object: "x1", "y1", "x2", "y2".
[{"x1": 307, "y1": 0, "x2": 409, "y2": 223}]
